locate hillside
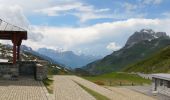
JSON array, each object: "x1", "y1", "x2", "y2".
[
  {"x1": 124, "y1": 46, "x2": 170, "y2": 73},
  {"x1": 83, "y1": 29, "x2": 170, "y2": 75},
  {"x1": 83, "y1": 72, "x2": 151, "y2": 86},
  {"x1": 0, "y1": 43, "x2": 71, "y2": 75}
]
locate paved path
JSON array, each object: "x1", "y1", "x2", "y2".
[
  {"x1": 65, "y1": 75, "x2": 156, "y2": 100},
  {"x1": 105, "y1": 86, "x2": 155, "y2": 100},
  {"x1": 0, "y1": 76, "x2": 156, "y2": 100},
  {"x1": 0, "y1": 78, "x2": 48, "y2": 100},
  {"x1": 54, "y1": 75, "x2": 96, "y2": 100},
  {"x1": 124, "y1": 86, "x2": 170, "y2": 100}
]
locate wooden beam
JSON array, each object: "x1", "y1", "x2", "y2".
[{"x1": 0, "y1": 31, "x2": 27, "y2": 40}]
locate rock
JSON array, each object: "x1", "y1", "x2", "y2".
[{"x1": 125, "y1": 29, "x2": 169, "y2": 48}]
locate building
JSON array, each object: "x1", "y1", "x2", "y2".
[
  {"x1": 152, "y1": 73, "x2": 170, "y2": 96},
  {"x1": 0, "y1": 19, "x2": 47, "y2": 80}
]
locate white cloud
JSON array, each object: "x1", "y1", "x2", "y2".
[
  {"x1": 163, "y1": 12, "x2": 170, "y2": 18},
  {"x1": 0, "y1": 0, "x2": 53, "y2": 13},
  {"x1": 106, "y1": 42, "x2": 121, "y2": 51},
  {"x1": 143, "y1": 0, "x2": 162, "y2": 5},
  {"x1": 123, "y1": 3, "x2": 137, "y2": 12},
  {"x1": 35, "y1": 1, "x2": 112, "y2": 22},
  {"x1": 34, "y1": 2, "x2": 83, "y2": 16},
  {"x1": 0, "y1": 5, "x2": 29, "y2": 29},
  {"x1": 0, "y1": 4, "x2": 44, "y2": 42},
  {"x1": 23, "y1": 18, "x2": 170, "y2": 55}
]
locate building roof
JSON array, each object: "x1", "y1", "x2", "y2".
[
  {"x1": 0, "y1": 19, "x2": 26, "y2": 31},
  {"x1": 0, "y1": 19, "x2": 27, "y2": 40},
  {"x1": 152, "y1": 73, "x2": 170, "y2": 81}
]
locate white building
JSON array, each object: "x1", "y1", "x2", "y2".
[{"x1": 152, "y1": 73, "x2": 170, "y2": 96}]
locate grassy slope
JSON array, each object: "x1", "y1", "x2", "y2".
[
  {"x1": 124, "y1": 46, "x2": 170, "y2": 73},
  {"x1": 43, "y1": 78, "x2": 54, "y2": 94},
  {"x1": 84, "y1": 38, "x2": 170, "y2": 74},
  {"x1": 77, "y1": 83, "x2": 109, "y2": 100},
  {"x1": 83, "y1": 72, "x2": 151, "y2": 86}
]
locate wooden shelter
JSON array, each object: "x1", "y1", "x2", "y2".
[{"x1": 0, "y1": 19, "x2": 27, "y2": 64}]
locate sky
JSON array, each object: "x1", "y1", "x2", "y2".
[{"x1": 0, "y1": 0, "x2": 170, "y2": 56}]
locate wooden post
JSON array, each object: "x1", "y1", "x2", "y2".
[
  {"x1": 17, "y1": 45, "x2": 20, "y2": 60},
  {"x1": 17, "y1": 40, "x2": 21, "y2": 61},
  {"x1": 12, "y1": 34, "x2": 17, "y2": 64},
  {"x1": 13, "y1": 41, "x2": 17, "y2": 64}
]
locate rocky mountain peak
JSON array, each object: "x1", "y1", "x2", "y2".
[{"x1": 125, "y1": 29, "x2": 168, "y2": 47}]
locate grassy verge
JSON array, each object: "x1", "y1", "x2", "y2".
[
  {"x1": 43, "y1": 77, "x2": 54, "y2": 94},
  {"x1": 83, "y1": 72, "x2": 151, "y2": 86},
  {"x1": 76, "y1": 83, "x2": 109, "y2": 100}
]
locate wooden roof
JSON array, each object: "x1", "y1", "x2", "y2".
[
  {"x1": 0, "y1": 31, "x2": 27, "y2": 40},
  {"x1": 0, "y1": 19, "x2": 27, "y2": 40}
]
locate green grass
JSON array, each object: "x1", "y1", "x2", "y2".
[
  {"x1": 77, "y1": 83, "x2": 109, "y2": 100},
  {"x1": 43, "y1": 77, "x2": 54, "y2": 94},
  {"x1": 124, "y1": 46, "x2": 170, "y2": 73},
  {"x1": 84, "y1": 38, "x2": 170, "y2": 74},
  {"x1": 83, "y1": 72, "x2": 151, "y2": 86}
]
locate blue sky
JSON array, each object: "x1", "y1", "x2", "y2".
[
  {"x1": 27, "y1": 0, "x2": 170, "y2": 26},
  {"x1": 0, "y1": 0, "x2": 170, "y2": 56}
]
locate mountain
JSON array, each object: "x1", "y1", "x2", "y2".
[
  {"x1": 37, "y1": 48, "x2": 101, "y2": 68},
  {"x1": 0, "y1": 43, "x2": 71, "y2": 75},
  {"x1": 125, "y1": 29, "x2": 167, "y2": 48},
  {"x1": 83, "y1": 29, "x2": 170, "y2": 75},
  {"x1": 124, "y1": 46, "x2": 170, "y2": 73},
  {"x1": 20, "y1": 45, "x2": 66, "y2": 68}
]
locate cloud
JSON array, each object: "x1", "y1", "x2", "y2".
[
  {"x1": 123, "y1": 3, "x2": 137, "y2": 12},
  {"x1": 0, "y1": 4, "x2": 44, "y2": 42},
  {"x1": 0, "y1": 5, "x2": 29, "y2": 29},
  {"x1": 25, "y1": 18, "x2": 170, "y2": 55},
  {"x1": 162, "y1": 12, "x2": 170, "y2": 18},
  {"x1": 106, "y1": 42, "x2": 121, "y2": 51},
  {"x1": 0, "y1": 0, "x2": 54, "y2": 13},
  {"x1": 35, "y1": 1, "x2": 113, "y2": 22},
  {"x1": 142, "y1": 0, "x2": 162, "y2": 5}
]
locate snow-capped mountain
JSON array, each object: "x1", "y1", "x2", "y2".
[
  {"x1": 83, "y1": 29, "x2": 170, "y2": 75},
  {"x1": 125, "y1": 29, "x2": 168, "y2": 48},
  {"x1": 37, "y1": 48, "x2": 101, "y2": 68}
]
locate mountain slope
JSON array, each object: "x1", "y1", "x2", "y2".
[
  {"x1": 0, "y1": 43, "x2": 71, "y2": 75},
  {"x1": 124, "y1": 46, "x2": 170, "y2": 73},
  {"x1": 83, "y1": 29, "x2": 170, "y2": 75},
  {"x1": 38, "y1": 48, "x2": 101, "y2": 68}
]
